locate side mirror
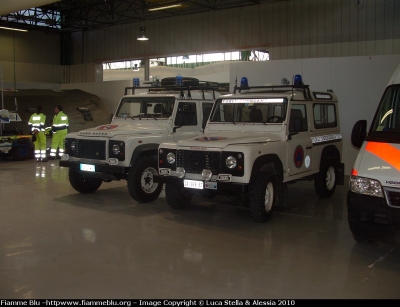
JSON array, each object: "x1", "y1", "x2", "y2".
[{"x1": 351, "y1": 120, "x2": 367, "y2": 148}]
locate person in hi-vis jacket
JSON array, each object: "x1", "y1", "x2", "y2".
[
  {"x1": 28, "y1": 105, "x2": 47, "y2": 162},
  {"x1": 50, "y1": 105, "x2": 69, "y2": 159}
]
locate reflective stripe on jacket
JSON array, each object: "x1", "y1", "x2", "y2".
[
  {"x1": 28, "y1": 113, "x2": 46, "y2": 132},
  {"x1": 52, "y1": 111, "x2": 69, "y2": 132}
]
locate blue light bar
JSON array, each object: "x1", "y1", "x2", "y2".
[
  {"x1": 133, "y1": 77, "x2": 140, "y2": 87},
  {"x1": 175, "y1": 75, "x2": 183, "y2": 86},
  {"x1": 294, "y1": 74, "x2": 303, "y2": 86},
  {"x1": 240, "y1": 77, "x2": 249, "y2": 87}
]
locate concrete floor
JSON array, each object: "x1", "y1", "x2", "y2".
[{"x1": 1, "y1": 158, "x2": 400, "y2": 299}]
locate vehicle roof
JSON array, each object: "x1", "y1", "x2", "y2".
[
  {"x1": 123, "y1": 93, "x2": 179, "y2": 97},
  {"x1": 122, "y1": 91, "x2": 217, "y2": 100},
  {"x1": 218, "y1": 87, "x2": 338, "y2": 102}
]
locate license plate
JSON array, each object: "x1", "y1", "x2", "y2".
[
  {"x1": 80, "y1": 163, "x2": 95, "y2": 172},
  {"x1": 184, "y1": 179, "x2": 203, "y2": 190}
]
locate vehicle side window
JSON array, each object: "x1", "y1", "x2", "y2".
[
  {"x1": 313, "y1": 103, "x2": 337, "y2": 128},
  {"x1": 289, "y1": 104, "x2": 308, "y2": 132},
  {"x1": 174, "y1": 102, "x2": 198, "y2": 126}
]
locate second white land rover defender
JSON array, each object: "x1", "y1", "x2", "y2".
[{"x1": 158, "y1": 75, "x2": 345, "y2": 222}]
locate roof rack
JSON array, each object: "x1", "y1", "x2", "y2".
[
  {"x1": 233, "y1": 84, "x2": 312, "y2": 101},
  {"x1": 124, "y1": 85, "x2": 220, "y2": 100}
]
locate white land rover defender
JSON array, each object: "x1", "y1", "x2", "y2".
[
  {"x1": 59, "y1": 76, "x2": 220, "y2": 203},
  {"x1": 158, "y1": 75, "x2": 345, "y2": 222}
]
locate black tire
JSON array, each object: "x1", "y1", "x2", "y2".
[
  {"x1": 352, "y1": 232, "x2": 373, "y2": 244},
  {"x1": 127, "y1": 156, "x2": 163, "y2": 203},
  {"x1": 11, "y1": 145, "x2": 31, "y2": 161},
  {"x1": 165, "y1": 183, "x2": 193, "y2": 209},
  {"x1": 250, "y1": 172, "x2": 277, "y2": 222},
  {"x1": 69, "y1": 168, "x2": 102, "y2": 193},
  {"x1": 314, "y1": 160, "x2": 337, "y2": 197}
]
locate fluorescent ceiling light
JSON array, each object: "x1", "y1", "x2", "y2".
[
  {"x1": 0, "y1": 26, "x2": 28, "y2": 32},
  {"x1": 148, "y1": 3, "x2": 182, "y2": 11},
  {"x1": 137, "y1": 34, "x2": 149, "y2": 41},
  {"x1": 137, "y1": 26, "x2": 149, "y2": 41}
]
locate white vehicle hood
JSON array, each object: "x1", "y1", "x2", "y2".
[
  {"x1": 175, "y1": 132, "x2": 282, "y2": 148},
  {"x1": 76, "y1": 121, "x2": 169, "y2": 137},
  {"x1": 355, "y1": 141, "x2": 400, "y2": 188}
]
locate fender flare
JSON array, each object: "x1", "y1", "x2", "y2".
[
  {"x1": 249, "y1": 154, "x2": 283, "y2": 184},
  {"x1": 129, "y1": 143, "x2": 159, "y2": 166},
  {"x1": 319, "y1": 145, "x2": 344, "y2": 185},
  {"x1": 319, "y1": 145, "x2": 340, "y2": 167}
]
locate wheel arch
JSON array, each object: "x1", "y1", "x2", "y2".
[
  {"x1": 249, "y1": 154, "x2": 284, "y2": 184},
  {"x1": 318, "y1": 145, "x2": 342, "y2": 171},
  {"x1": 129, "y1": 143, "x2": 159, "y2": 166},
  {"x1": 318, "y1": 145, "x2": 344, "y2": 185},
  {"x1": 319, "y1": 145, "x2": 340, "y2": 164}
]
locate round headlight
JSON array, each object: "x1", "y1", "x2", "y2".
[
  {"x1": 226, "y1": 156, "x2": 237, "y2": 169},
  {"x1": 176, "y1": 167, "x2": 185, "y2": 178},
  {"x1": 201, "y1": 169, "x2": 212, "y2": 181},
  {"x1": 112, "y1": 144, "x2": 120, "y2": 154},
  {"x1": 71, "y1": 141, "x2": 75, "y2": 151},
  {"x1": 167, "y1": 152, "x2": 176, "y2": 164}
]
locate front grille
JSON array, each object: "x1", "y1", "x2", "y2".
[
  {"x1": 177, "y1": 150, "x2": 221, "y2": 174},
  {"x1": 75, "y1": 140, "x2": 106, "y2": 160},
  {"x1": 385, "y1": 188, "x2": 400, "y2": 208}
]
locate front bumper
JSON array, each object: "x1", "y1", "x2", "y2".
[
  {"x1": 347, "y1": 191, "x2": 400, "y2": 246},
  {"x1": 156, "y1": 175, "x2": 248, "y2": 193},
  {"x1": 59, "y1": 160, "x2": 128, "y2": 181}
]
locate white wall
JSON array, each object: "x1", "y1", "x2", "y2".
[{"x1": 61, "y1": 55, "x2": 400, "y2": 175}]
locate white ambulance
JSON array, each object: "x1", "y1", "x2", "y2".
[{"x1": 348, "y1": 63, "x2": 400, "y2": 245}]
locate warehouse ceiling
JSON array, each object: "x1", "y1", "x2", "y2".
[
  {"x1": 0, "y1": 0, "x2": 288, "y2": 33},
  {"x1": 0, "y1": 0, "x2": 60, "y2": 16}
]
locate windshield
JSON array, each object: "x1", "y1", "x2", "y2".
[
  {"x1": 210, "y1": 97, "x2": 288, "y2": 123},
  {"x1": 370, "y1": 85, "x2": 400, "y2": 142},
  {"x1": 116, "y1": 97, "x2": 175, "y2": 119}
]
